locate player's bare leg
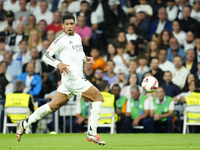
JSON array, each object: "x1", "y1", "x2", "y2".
[
  {"x1": 82, "y1": 85, "x2": 106, "y2": 145},
  {"x1": 16, "y1": 92, "x2": 69, "y2": 142}
]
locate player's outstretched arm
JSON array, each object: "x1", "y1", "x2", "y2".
[{"x1": 84, "y1": 56, "x2": 95, "y2": 64}]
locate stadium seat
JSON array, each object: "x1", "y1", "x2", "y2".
[
  {"x1": 3, "y1": 107, "x2": 30, "y2": 134},
  {"x1": 183, "y1": 106, "x2": 200, "y2": 134},
  {"x1": 87, "y1": 107, "x2": 116, "y2": 134}
]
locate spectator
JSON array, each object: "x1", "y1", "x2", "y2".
[
  {"x1": 179, "y1": 6, "x2": 198, "y2": 33},
  {"x1": 135, "y1": 7, "x2": 150, "y2": 36},
  {"x1": 102, "y1": 60, "x2": 117, "y2": 85},
  {"x1": 136, "y1": 54, "x2": 150, "y2": 76},
  {"x1": 150, "y1": 87, "x2": 174, "y2": 133},
  {"x1": 58, "y1": 1, "x2": 68, "y2": 16},
  {"x1": 126, "y1": 24, "x2": 138, "y2": 42},
  {"x1": 24, "y1": 15, "x2": 37, "y2": 35},
  {"x1": 158, "y1": 49, "x2": 175, "y2": 72},
  {"x1": 183, "y1": 31, "x2": 195, "y2": 52},
  {"x1": 4, "y1": 0, "x2": 20, "y2": 13},
  {"x1": 185, "y1": 79, "x2": 200, "y2": 128},
  {"x1": 116, "y1": 32, "x2": 127, "y2": 48},
  {"x1": 157, "y1": 29, "x2": 174, "y2": 50},
  {"x1": 111, "y1": 84, "x2": 127, "y2": 133},
  {"x1": 190, "y1": 0, "x2": 200, "y2": 22},
  {"x1": 125, "y1": 85, "x2": 153, "y2": 133},
  {"x1": 0, "y1": 61, "x2": 13, "y2": 99},
  {"x1": 111, "y1": 70, "x2": 127, "y2": 89},
  {"x1": 183, "y1": 49, "x2": 198, "y2": 74},
  {"x1": 161, "y1": 71, "x2": 181, "y2": 97},
  {"x1": 15, "y1": 0, "x2": 32, "y2": 26},
  {"x1": 90, "y1": 48, "x2": 106, "y2": 71},
  {"x1": 37, "y1": 20, "x2": 47, "y2": 41},
  {"x1": 126, "y1": 59, "x2": 143, "y2": 83},
  {"x1": 172, "y1": 20, "x2": 186, "y2": 46},
  {"x1": 113, "y1": 44, "x2": 130, "y2": 74},
  {"x1": 173, "y1": 80, "x2": 196, "y2": 102},
  {"x1": 147, "y1": 40, "x2": 158, "y2": 65},
  {"x1": 12, "y1": 40, "x2": 31, "y2": 66},
  {"x1": 126, "y1": 40, "x2": 138, "y2": 60},
  {"x1": 74, "y1": 97, "x2": 91, "y2": 133},
  {"x1": 197, "y1": 62, "x2": 200, "y2": 79},
  {"x1": 172, "y1": 55, "x2": 190, "y2": 89},
  {"x1": 58, "y1": 0, "x2": 80, "y2": 14},
  {"x1": 47, "y1": 11, "x2": 62, "y2": 33},
  {"x1": 129, "y1": 16, "x2": 146, "y2": 39},
  {"x1": 177, "y1": 0, "x2": 188, "y2": 20},
  {"x1": 182, "y1": 73, "x2": 196, "y2": 92},
  {"x1": 129, "y1": 0, "x2": 153, "y2": 17},
  {"x1": 75, "y1": 1, "x2": 91, "y2": 27},
  {"x1": 91, "y1": 68, "x2": 104, "y2": 88},
  {"x1": 26, "y1": 0, "x2": 40, "y2": 13},
  {"x1": 0, "y1": 38, "x2": 11, "y2": 52},
  {"x1": 0, "y1": 11, "x2": 18, "y2": 34},
  {"x1": 150, "y1": 0, "x2": 167, "y2": 21},
  {"x1": 28, "y1": 29, "x2": 42, "y2": 52},
  {"x1": 8, "y1": 24, "x2": 28, "y2": 53},
  {"x1": 120, "y1": 72, "x2": 144, "y2": 100},
  {"x1": 74, "y1": 16, "x2": 92, "y2": 56},
  {"x1": 4, "y1": 80, "x2": 37, "y2": 133},
  {"x1": 166, "y1": 0, "x2": 178, "y2": 21},
  {"x1": 47, "y1": 30, "x2": 56, "y2": 45},
  {"x1": 17, "y1": 62, "x2": 42, "y2": 97},
  {"x1": 167, "y1": 37, "x2": 186, "y2": 62},
  {"x1": 33, "y1": 0, "x2": 53, "y2": 25},
  {"x1": 83, "y1": 62, "x2": 95, "y2": 83},
  {"x1": 0, "y1": 1, "x2": 7, "y2": 22},
  {"x1": 4, "y1": 51, "x2": 22, "y2": 83},
  {"x1": 149, "y1": 8, "x2": 173, "y2": 40},
  {"x1": 39, "y1": 40, "x2": 50, "y2": 59},
  {"x1": 103, "y1": 43, "x2": 116, "y2": 62},
  {"x1": 148, "y1": 57, "x2": 165, "y2": 85}
]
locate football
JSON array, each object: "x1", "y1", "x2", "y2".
[{"x1": 142, "y1": 76, "x2": 159, "y2": 93}]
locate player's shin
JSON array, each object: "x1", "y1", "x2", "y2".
[
  {"x1": 23, "y1": 103, "x2": 52, "y2": 129},
  {"x1": 88, "y1": 101, "x2": 103, "y2": 135}
]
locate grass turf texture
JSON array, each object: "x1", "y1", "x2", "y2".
[{"x1": 0, "y1": 134, "x2": 200, "y2": 150}]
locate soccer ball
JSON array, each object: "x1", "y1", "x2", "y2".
[{"x1": 142, "y1": 76, "x2": 159, "y2": 93}]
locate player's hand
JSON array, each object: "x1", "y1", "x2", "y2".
[
  {"x1": 57, "y1": 62, "x2": 70, "y2": 75},
  {"x1": 132, "y1": 118, "x2": 140, "y2": 126},
  {"x1": 85, "y1": 56, "x2": 95, "y2": 64}
]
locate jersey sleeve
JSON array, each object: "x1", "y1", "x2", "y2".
[{"x1": 43, "y1": 37, "x2": 63, "y2": 68}]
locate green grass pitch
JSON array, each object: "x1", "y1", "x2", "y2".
[{"x1": 0, "y1": 134, "x2": 200, "y2": 150}]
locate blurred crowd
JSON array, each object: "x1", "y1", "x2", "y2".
[{"x1": 1, "y1": 0, "x2": 200, "y2": 133}]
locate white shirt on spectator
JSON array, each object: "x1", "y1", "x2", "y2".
[
  {"x1": 12, "y1": 50, "x2": 31, "y2": 65},
  {"x1": 172, "y1": 66, "x2": 190, "y2": 89},
  {"x1": 0, "y1": 20, "x2": 18, "y2": 32},
  {"x1": 126, "y1": 95, "x2": 150, "y2": 113},
  {"x1": 175, "y1": 91, "x2": 191, "y2": 99},
  {"x1": 191, "y1": 9, "x2": 200, "y2": 22},
  {"x1": 156, "y1": 20, "x2": 166, "y2": 34},
  {"x1": 26, "y1": 2, "x2": 40, "y2": 12},
  {"x1": 4, "y1": 0, "x2": 20, "y2": 13},
  {"x1": 183, "y1": 40, "x2": 195, "y2": 52},
  {"x1": 33, "y1": 10, "x2": 53, "y2": 25},
  {"x1": 150, "y1": 96, "x2": 174, "y2": 110},
  {"x1": 136, "y1": 65, "x2": 150, "y2": 75},
  {"x1": 113, "y1": 53, "x2": 130, "y2": 75},
  {"x1": 166, "y1": 5, "x2": 178, "y2": 21},
  {"x1": 159, "y1": 60, "x2": 175, "y2": 72},
  {"x1": 173, "y1": 30, "x2": 186, "y2": 46},
  {"x1": 126, "y1": 33, "x2": 138, "y2": 41},
  {"x1": 23, "y1": 75, "x2": 33, "y2": 93}
]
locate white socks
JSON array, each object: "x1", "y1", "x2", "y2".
[
  {"x1": 88, "y1": 101, "x2": 103, "y2": 135},
  {"x1": 23, "y1": 103, "x2": 52, "y2": 129}
]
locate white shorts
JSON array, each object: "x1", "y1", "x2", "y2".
[{"x1": 57, "y1": 76, "x2": 92, "y2": 99}]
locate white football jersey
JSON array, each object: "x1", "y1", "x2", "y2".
[{"x1": 43, "y1": 32, "x2": 87, "y2": 81}]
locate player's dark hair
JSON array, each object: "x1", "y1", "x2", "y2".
[
  {"x1": 62, "y1": 13, "x2": 75, "y2": 23},
  {"x1": 98, "y1": 80, "x2": 109, "y2": 91}
]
